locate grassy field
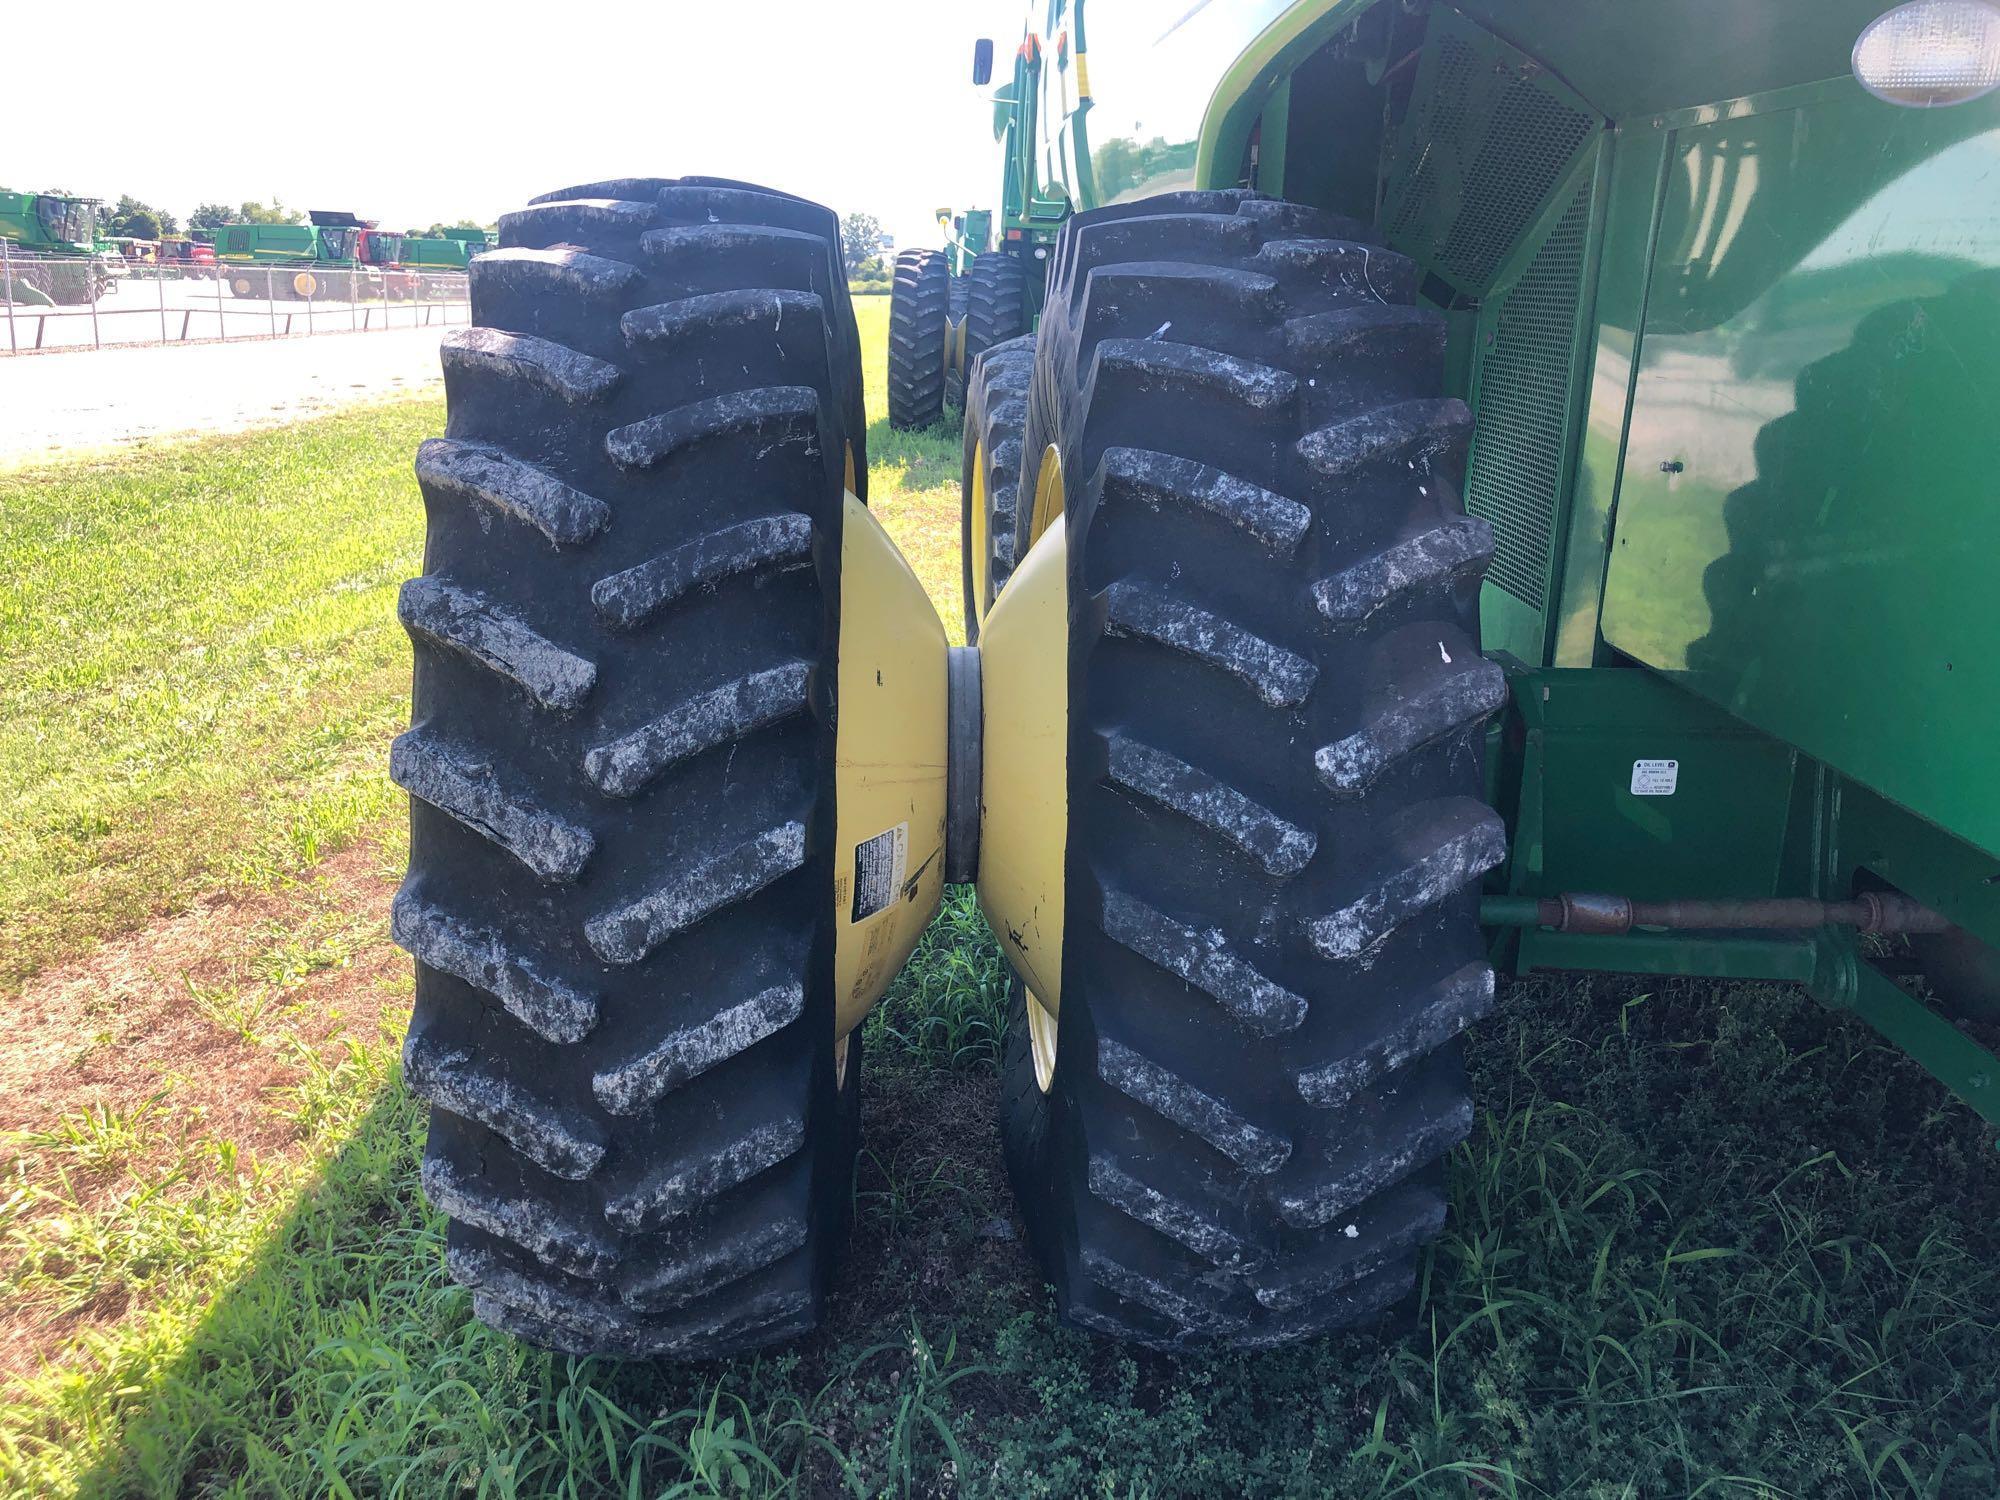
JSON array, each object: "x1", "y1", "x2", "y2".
[{"x1": 1, "y1": 299, "x2": 1997, "y2": 1497}]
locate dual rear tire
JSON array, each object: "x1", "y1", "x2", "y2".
[
  {"x1": 399, "y1": 176, "x2": 1507, "y2": 1360},
  {"x1": 396, "y1": 177, "x2": 869, "y2": 1358},
  {"x1": 985, "y1": 190, "x2": 1507, "y2": 1349},
  {"x1": 889, "y1": 248, "x2": 1031, "y2": 431}
]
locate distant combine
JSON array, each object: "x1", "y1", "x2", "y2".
[
  {"x1": 212, "y1": 211, "x2": 491, "y2": 302},
  {"x1": 2, "y1": 194, "x2": 492, "y2": 310}
]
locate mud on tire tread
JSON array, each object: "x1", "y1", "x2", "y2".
[
  {"x1": 395, "y1": 177, "x2": 864, "y2": 1359},
  {"x1": 529, "y1": 175, "x2": 867, "y2": 498},
  {"x1": 960, "y1": 334, "x2": 1036, "y2": 641},
  {"x1": 1002, "y1": 190, "x2": 1508, "y2": 1351},
  {"x1": 888, "y1": 249, "x2": 948, "y2": 430}
]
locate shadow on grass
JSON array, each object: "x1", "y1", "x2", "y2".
[
  {"x1": 56, "y1": 950, "x2": 2000, "y2": 1497},
  {"x1": 60, "y1": 900, "x2": 1025, "y2": 1497}
]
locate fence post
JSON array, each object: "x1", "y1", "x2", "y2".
[
  {"x1": 3, "y1": 240, "x2": 15, "y2": 355},
  {"x1": 305, "y1": 267, "x2": 313, "y2": 336},
  {"x1": 350, "y1": 267, "x2": 359, "y2": 332},
  {"x1": 268, "y1": 268, "x2": 278, "y2": 338},
  {"x1": 217, "y1": 263, "x2": 227, "y2": 342},
  {"x1": 89, "y1": 265, "x2": 101, "y2": 349},
  {"x1": 157, "y1": 263, "x2": 168, "y2": 345}
]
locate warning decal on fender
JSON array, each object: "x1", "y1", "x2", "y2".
[
  {"x1": 1630, "y1": 759, "x2": 1679, "y2": 796},
  {"x1": 851, "y1": 822, "x2": 909, "y2": 922}
]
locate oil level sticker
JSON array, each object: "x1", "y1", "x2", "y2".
[
  {"x1": 1630, "y1": 759, "x2": 1679, "y2": 796},
  {"x1": 851, "y1": 822, "x2": 909, "y2": 923}
]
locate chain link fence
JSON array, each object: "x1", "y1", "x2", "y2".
[{"x1": 0, "y1": 241, "x2": 471, "y2": 354}]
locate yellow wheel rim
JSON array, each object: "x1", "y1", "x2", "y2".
[
  {"x1": 970, "y1": 438, "x2": 991, "y2": 626},
  {"x1": 1027, "y1": 987, "x2": 1058, "y2": 1093},
  {"x1": 294, "y1": 271, "x2": 316, "y2": 298},
  {"x1": 1028, "y1": 443, "x2": 1065, "y2": 551}
]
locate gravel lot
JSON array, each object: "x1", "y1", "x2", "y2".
[{"x1": 0, "y1": 327, "x2": 445, "y2": 468}]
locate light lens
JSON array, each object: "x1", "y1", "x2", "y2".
[{"x1": 1854, "y1": 0, "x2": 2000, "y2": 107}]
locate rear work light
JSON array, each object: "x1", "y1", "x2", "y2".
[{"x1": 1853, "y1": 0, "x2": 2000, "y2": 106}]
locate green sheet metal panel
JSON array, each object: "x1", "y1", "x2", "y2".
[
  {"x1": 1505, "y1": 667, "x2": 1799, "y2": 901},
  {"x1": 1600, "y1": 83, "x2": 2000, "y2": 859},
  {"x1": 1549, "y1": 123, "x2": 1673, "y2": 668},
  {"x1": 1451, "y1": 0, "x2": 1892, "y2": 121}
]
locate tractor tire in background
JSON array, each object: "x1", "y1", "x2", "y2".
[
  {"x1": 1002, "y1": 190, "x2": 1509, "y2": 1350},
  {"x1": 959, "y1": 334, "x2": 1035, "y2": 643},
  {"x1": 394, "y1": 176, "x2": 866, "y2": 1359},
  {"x1": 20, "y1": 259, "x2": 103, "y2": 307},
  {"x1": 888, "y1": 248, "x2": 948, "y2": 429},
  {"x1": 962, "y1": 252, "x2": 1028, "y2": 365}
]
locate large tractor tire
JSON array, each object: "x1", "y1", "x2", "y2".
[
  {"x1": 959, "y1": 334, "x2": 1034, "y2": 642},
  {"x1": 19, "y1": 259, "x2": 98, "y2": 307},
  {"x1": 7, "y1": 262, "x2": 56, "y2": 305},
  {"x1": 394, "y1": 177, "x2": 869, "y2": 1359},
  {"x1": 1000, "y1": 190, "x2": 1509, "y2": 1350},
  {"x1": 888, "y1": 248, "x2": 948, "y2": 429},
  {"x1": 962, "y1": 251, "x2": 1028, "y2": 364}
]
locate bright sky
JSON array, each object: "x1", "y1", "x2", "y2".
[{"x1": 14, "y1": 1, "x2": 1031, "y2": 248}]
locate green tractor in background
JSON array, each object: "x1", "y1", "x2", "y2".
[
  {"x1": 885, "y1": 30, "x2": 1061, "y2": 430},
  {"x1": 885, "y1": 23, "x2": 1102, "y2": 431},
  {"x1": 392, "y1": 0, "x2": 2000, "y2": 1364},
  {"x1": 213, "y1": 209, "x2": 402, "y2": 301},
  {"x1": 400, "y1": 225, "x2": 494, "y2": 274},
  {"x1": 888, "y1": 204, "x2": 1030, "y2": 427},
  {"x1": 0, "y1": 189, "x2": 113, "y2": 307}
]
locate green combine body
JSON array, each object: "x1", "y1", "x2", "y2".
[
  {"x1": 0, "y1": 188, "x2": 111, "y2": 305},
  {"x1": 212, "y1": 210, "x2": 399, "y2": 300},
  {"x1": 956, "y1": 0, "x2": 2000, "y2": 1129},
  {"x1": 398, "y1": 226, "x2": 491, "y2": 272}
]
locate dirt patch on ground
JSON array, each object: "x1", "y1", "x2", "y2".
[
  {"x1": 0, "y1": 838, "x2": 405, "y2": 1375},
  {"x1": 834, "y1": 1062, "x2": 1029, "y2": 1342}
]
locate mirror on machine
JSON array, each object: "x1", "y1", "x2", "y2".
[{"x1": 972, "y1": 37, "x2": 994, "y2": 86}]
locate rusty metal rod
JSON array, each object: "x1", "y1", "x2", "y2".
[{"x1": 1482, "y1": 890, "x2": 1951, "y2": 937}]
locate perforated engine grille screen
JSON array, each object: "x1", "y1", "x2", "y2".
[
  {"x1": 1441, "y1": 81, "x2": 1596, "y2": 292},
  {"x1": 1380, "y1": 10, "x2": 1604, "y2": 615},
  {"x1": 1383, "y1": 17, "x2": 1597, "y2": 299},
  {"x1": 1465, "y1": 182, "x2": 1592, "y2": 609},
  {"x1": 1387, "y1": 35, "x2": 1477, "y2": 251}
]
